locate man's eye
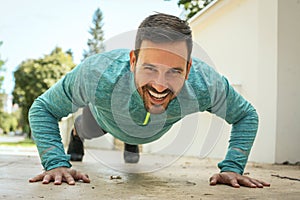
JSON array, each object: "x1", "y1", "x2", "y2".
[
  {"x1": 144, "y1": 66, "x2": 156, "y2": 71},
  {"x1": 170, "y1": 69, "x2": 182, "y2": 74}
]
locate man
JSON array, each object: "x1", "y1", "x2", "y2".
[{"x1": 29, "y1": 13, "x2": 270, "y2": 188}]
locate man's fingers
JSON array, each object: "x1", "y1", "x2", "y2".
[
  {"x1": 75, "y1": 173, "x2": 90, "y2": 183},
  {"x1": 75, "y1": 172, "x2": 90, "y2": 183},
  {"x1": 69, "y1": 169, "x2": 90, "y2": 183},
  {"x1": 29, "y1": 173, "x2": 45, "y2": 183},
  {"x1": 42, "y1": 174, "x2": 52, "y2": 184},
  {"x1": 259, "y1": 180, "x2": 271, "y2": 187},
  {"x1": 229, "y1": 178, "x2": 240, "y2": 188},
  {"x1": 54, "y1": 175, "x2": 63, "y2": 185},
  {"x1": 209, "y1": 172, "x2": 270, "y2": 188},
  {"x1": 29, "y1": 168, "x2": 91, "y2": 185},
  {"x1": 249, "y1": 178, "x2": 263, "y2": 188},
  {"x1": 62, "y1": 172, "x2": 75, "y2": 185},
  {"x1": 238, "y1": 177, "x2": 256, "y2": 188},
  {"x1": 250, "y1": 178, "x2": 270, "y2": 188},
  {"x1": 80, "y1": 173, "x2": 91, "y2": 183},
  {"x1": 209, "y1": 173, "x2": 240, "y2": 188},
  {"x1": 209, "y1": 174, "x2": 218, "y2": 186}
]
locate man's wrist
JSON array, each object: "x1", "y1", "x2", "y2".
[
  {"x1": 45, "y1": 161, "x2": 72, "y2": 171},
  {"x1": 218, "y1": 160, "x2": 244, "y2": 175},
  {"x1": 42, "y1": 154, "x2": 72, "y2": 171}
]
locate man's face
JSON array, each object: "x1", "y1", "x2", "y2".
[{"x1": 130, "y1": 40, "x2": 192, "y2": 114}]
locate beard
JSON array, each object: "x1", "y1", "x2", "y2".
[{"x1": 139, "y1": 84, "x2": 175, "y2": 114}]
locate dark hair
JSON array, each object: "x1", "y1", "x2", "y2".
[{"x1": 135, "y1": 13, "x2": 193, "y2": 61}]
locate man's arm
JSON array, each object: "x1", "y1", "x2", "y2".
[
  {"x1": 29, "y1": 63, "x2": 87, "y2": 171},
  {"x1": 196, "y1": 61, "x2": 270, "y2": 187},
  {"x1": 29, "y1": 85, "x2": 75, "y2": 171},
  {"x1": 214, "y1": 77, "x2": 258, "y2": 175},
  {"x1": 210, "y1": 77, "x2": 270, "y2": 187},
  {"x1": 28, "y1": 55, "x2": 103, "y2": 184}
]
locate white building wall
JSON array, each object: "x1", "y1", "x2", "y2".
[
  {"x1": 184, "y1": 0, "x2": 300, "y2": 164},
  {"x1": 254, "y1": 0, "x2": 278, "y2": 163},
  {"x1": 276, "y1": 0, "x2": 300, "y2": 163},
  {"x1": 183, "y1": 0, "x2": 278, "y2": 163}
]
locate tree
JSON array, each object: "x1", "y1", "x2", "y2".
[
  {"x1": 0, "y1": 42, "x2": 22, "y2": 135},
  {"x1": 0, "y1": 41, "x2": 5, "y2": 133},
  {"x1": 0, "y1": 41, "x2": 5, "y2": 93},
  {"x1": 178, "y1": 0, "x2": 214, "y2": 20},
  {"x1": 0, "y1": 110, "x2": 18, "y2": 133},
  {"x1": 12, "y1": 47, "x2": 75, "y2": 137},
  {"x1": 82, "y1": 8, "x2": 105, "y2": 59}
]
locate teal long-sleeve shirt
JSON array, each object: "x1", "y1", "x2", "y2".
[{"x1": 29, "y1": 49, "x2": 258, "y2": 174}]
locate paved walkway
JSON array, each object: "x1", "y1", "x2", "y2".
[
  {"x1": 0, "y1": 135, "x2": 26, "y2": 143},
  {"x1": 0, "y1": 147, "x2": 299, "y2": 199}
]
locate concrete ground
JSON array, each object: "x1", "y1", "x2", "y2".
[{"x1": 0, "y1": 147, "x2": 299, "y2": 200}]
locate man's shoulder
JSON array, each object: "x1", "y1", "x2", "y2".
[
  {"x1": 191, "y1": 57, "x2": 210, "y2": 70},
  {"x1": 80, "y1": 49, "x2": 131, "y2": 73},
  {"x1": 189, "y1": 57, "x2": 211, "y2": 78},
  {"x1": 187, "y1": 56, "x2": 223, "y2": 94}
]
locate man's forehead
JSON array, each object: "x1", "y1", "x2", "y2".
[{"x1": 139, "y1": 40, "x2": 188, "y2": 59}]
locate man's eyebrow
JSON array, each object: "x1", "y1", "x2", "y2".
[
  {"x1": 142, "y1": 63, "x2": 184, "y2": 71},
  {"x1": 142, "y1": 63, "x2": 157, "y2": 68}
]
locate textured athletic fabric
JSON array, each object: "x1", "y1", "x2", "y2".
[{"x1": 29, "y1": 49, "x2": 258, "y2": 174}]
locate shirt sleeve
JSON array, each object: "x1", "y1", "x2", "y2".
[
  {"x1": 29, "y1": 56, "x2": 97, "y2": 170},
  {"x1": 199, "y1": 63, "x2": 258, "y2": 175}
]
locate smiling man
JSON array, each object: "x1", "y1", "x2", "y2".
[
  {"x1": 131, "y1": 40, "x2": 191, "y2": 114},
  {"x1": 28, "y1": 13, "x2": 270, "y2": 188}
]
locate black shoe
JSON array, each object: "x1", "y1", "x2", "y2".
[
  {"x1": 124, "y1": 143, "x2": 140, "y2": 163},
  {"x1": 67, "y1": 129, "x2": 84, "y2": 161}
]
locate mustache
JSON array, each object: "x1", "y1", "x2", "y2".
[{"x1": 143, "y1": 85, "x2": 173, "y2": 95}]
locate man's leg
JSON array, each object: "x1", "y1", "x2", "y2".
[
  {"x1": 67, "y1": 128, "x2": 84, "y2": 161},
  {"x1": 67, "y1": 106, "x2": 140, "y2": 163},
  {"x1": 73, "y1": 107, "x2": 107, "y2": 140},
  {"x1": 67, "y1": 107, "x2": 107, "y2": 161},
  {"x1": 124, "y1": 143, "x2": 140, "y2": 163}
]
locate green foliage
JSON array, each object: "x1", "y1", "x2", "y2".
[
  {"x1": 82, "y1": 8, "x2": 105, "y2": 59},
  {"x1": 0, "y1": 41, "x2": 5, "y2": 93},
  {"x1": 0, "y1": 94, "x2": 19, "y2": 134},
  {"x1": 178, "y1": 0, "x2": 214, "y2": 20},
  {"x1": 0, "y1": 137, "x2": 35, "y2": 147},
  {"x1": 0, "y1": 41, "x2": 11, "y2": 134},
  {"x1": 0, "y1": 109, "x2": 18, "y2": 133},
  {"x1": 12, "y1": 47, "x2": 75, "y2": 137}
]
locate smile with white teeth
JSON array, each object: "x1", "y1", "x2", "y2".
[{"x1": 148, "y1": 90, "x2": 169, "y2": 99}]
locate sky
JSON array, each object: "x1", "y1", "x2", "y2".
[{"x1": 0, "y1": 0, "x2": 182, "y2": 94}]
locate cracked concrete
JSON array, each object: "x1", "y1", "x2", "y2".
[{"x1": 0, "y1": 147, "x2": 299, "y2": 200}]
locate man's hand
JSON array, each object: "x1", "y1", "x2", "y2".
[
  {"x1": 209, "y1": 171, "x2": 270, "y2": 188},
  {"x1": 29, "y1": 167, "x2": 90, "y2": 185}
]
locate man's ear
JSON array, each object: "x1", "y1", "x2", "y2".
[
  {"x1": 185, "y1": 59, "x2": 192, "y2": 80},
  {"x1": 129, "y1": 50, "x2": 136, "y2": 72}
]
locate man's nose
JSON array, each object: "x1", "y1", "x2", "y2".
[{"x1": 152, "y1": 73, "x2": 168, "y2": 92}]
